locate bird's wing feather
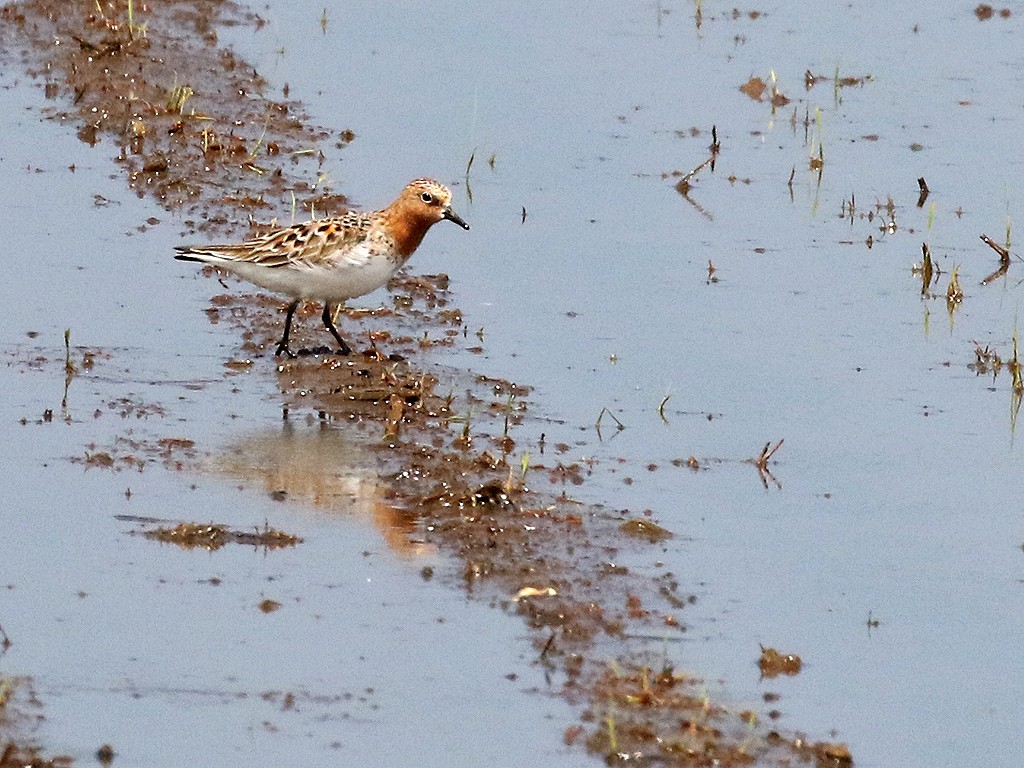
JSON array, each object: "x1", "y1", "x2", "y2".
[{"x1": 176, "y1": 212, "x2": 371, "y2": 269}]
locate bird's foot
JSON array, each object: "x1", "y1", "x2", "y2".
[{"x1": 274, "y1": 343, "x2": 297, "y2": 359}]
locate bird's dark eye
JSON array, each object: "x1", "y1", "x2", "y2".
[{"x1": 420, "y1": 192, "x2": 434, "y2": 204}]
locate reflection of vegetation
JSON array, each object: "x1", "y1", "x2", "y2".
[
  {"x1": 749, "y1": 439, "x2": 784, "y2": 490},
  {"x1": 946, "y1": 265, "x2": 964, "y2": 327},
  {"x1": 137, "y1": 520, "x2": 302, "y2": 551},
  {"x1": 971, "y1": 333, "x2": 1024, "y2": 393},
  {"x1": 1012, "y1": 330, "x2": 1023, "y2": 393},
  {"x1": 915, "y1": 243, "x2": 937, "y2": 296},
  {"x1": 914, "y1": 239, "x2": 966, "y2": 333},
  {"x1": 970, "y1": 334, "x2": 1024, "y2": 434},
  {"x1": 980, "y1": 233, "x2": 1012, "y2": 285},
  {"x1": 61, "y1": 329, "x2": 96, "y2": 418}
]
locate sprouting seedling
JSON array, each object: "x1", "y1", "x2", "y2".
[
  {"x1": 464, "y1": 150, "x2": 475, "y2": 204},
  {"x1": 520, "y1": 451, "x2": 531, "y2": 481},
  {"x1": 1012, "y1": 329, "x2": 1023, "y2": 393},
  {"x1": 946, "y1": 265, "x2": 963, "y2": 304},
  {"x1": 658, "y1": 392, "x2": 671, "y2": 422},
  {"x1": 64, "y1": 329, "x2": 76, "y2": 375},
  {"x1": 126, "y1": 0, "x2": 146, "y2": 39},
  {"x1": 249, "y1": 115, "x2": 271, "y2": 157},
  {"x1": 738, "y1": 709, "x2": 759, "y2": 755},
  {"x1": 166, "y1": 85, "x2": 193, "y2": 114},
  {"x1": 927, "y1": 201, "x2": 936, "y2": 232},
  {"x1": 312, "y1": 170, "x2": 330, "y2": 191},
  {"x1": 606, "y1": 713, "x2": 619, "y2": 753},
  {"x1": 320, "y1": 7, "x2": 328, "y2": 33},
  {"x1": 62, "y1": 329, "x2": 78, "y2": 414},
  {"x1": 841, "y1": 192, "x2": 856, "y2": 221},
  {"x1": 809, "y1": 107, "x2": 825, "y2": 172},
  {"x1": 502, "y1": 393, "x2": 516, "y2": 438},
  {"x1": 453, "y1": 407, "x2": 473, "y2": 443}
]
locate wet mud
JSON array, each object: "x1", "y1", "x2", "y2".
[
  {"x1": 0, "y1": 1, "x2": 850, "y2": 765},
  {"x1": 0, "y1": 0, "x2": 351, "y2": 236},
  {"x1": 0, "y1": 676, "x2": 72, "y2": 768}
]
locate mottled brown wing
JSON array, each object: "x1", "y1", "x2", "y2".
[{"x1": 181, "y1": 212, "x2": 370, "y2": 268}]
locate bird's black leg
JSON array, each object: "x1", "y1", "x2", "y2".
[
  {"x1": 321, "y1": 302, "x2": 352, "y2": 356},
  {"x1": 275, "y1": 299, "x2": 300, "y2": 358}
]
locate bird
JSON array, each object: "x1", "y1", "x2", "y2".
[{"x1": 174, "y1": 178, "x2": 469, "y2": 358}]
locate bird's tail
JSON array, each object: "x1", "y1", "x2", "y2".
[
  {"x1": 174, "y1": 246, "x2": 204, "y2": 262},
  {"x1": 175, "y1": 245, "x2": 225, "y2": 263}
]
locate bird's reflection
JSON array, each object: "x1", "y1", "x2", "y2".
[{"x1": 214, "y1": 419, "x2": 430, "y2": 558}]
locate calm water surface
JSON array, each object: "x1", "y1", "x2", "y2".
[
  {"x1": 3, "y1": 1, "x2": 1023, "y2": 766},
  {"x1": 232, "y1": 2, "x2": 1024, "y2": 764}
]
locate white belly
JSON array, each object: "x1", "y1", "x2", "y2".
[{"x1": 218, "y1": 244, "x2": 400, "y2": 303}]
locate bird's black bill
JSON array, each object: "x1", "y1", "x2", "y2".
[{"x1": 443, "y1": 208, "x2": 470, "y2": 230}]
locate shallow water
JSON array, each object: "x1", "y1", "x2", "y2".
[
  {"x1": 0, "y1": 58, "x2": 584, "y2": 766},
  {"x1": 4, "y1": 1, "x2": 1024, "y2": 766},
  {"x1": 227, "y1": 2, "x2": 1024, "y2": 764}
]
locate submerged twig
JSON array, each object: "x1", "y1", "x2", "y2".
[
  {"x1": 916, "y1": 176, "x2": 929, "y2": 208},
  {"x1": 980, "y1": 233, "x2": 1012, "y2": 285},
  {"x1": 754, "y1": 439, "x2": 784, "y2": 471},
  {"x1": 674, "y1": 125, "x2": 720, "y2": 201},
  {"x1": 595, "y1": 407, "x2": 625, "y2": 436},
  {"x1": 747, "y1": 439, "x2": 784, "y2": 490}
]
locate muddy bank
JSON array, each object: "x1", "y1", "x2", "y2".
[
  {"x1": 0, "y1": 0, "x2": 351, "y2": 235},
  {"x1": 0, "y1": 1, "x2": 848, "y2": 764}
]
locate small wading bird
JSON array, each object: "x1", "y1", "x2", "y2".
[{"x1": 174, "y1": 178, "x2": 469, "y2": 358}]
